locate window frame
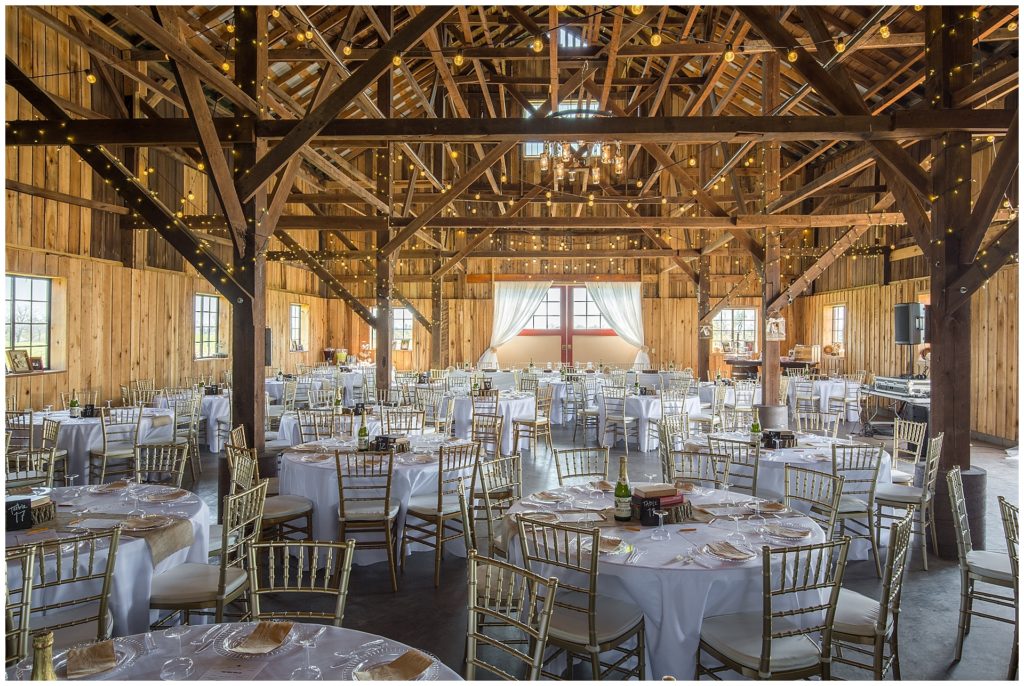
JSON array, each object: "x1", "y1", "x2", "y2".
[
  {"x1": 521, "y1": 286, "x2": 564, "y2": 333},
  {"x1": 5, "y1": 274, "x2": 53, "y2": 369},
  {"x1": 822, "y1": 303, "x2": 847, "y2": 349},
  {"x1": 193, "y1": 293, "x2": 222, "y2": 359},
  {"x1": 368, "y1": 305, "x2": 415, "y2": 350},
  {"x1": 710, "y1": 307, "x2": 759, "y2": 354},
  {"x1": 519, "y1": 285, "x2": 617, "y2": 337},
  {"x1": 289, "y1": 302, "x2": 309, "y2": 352}
]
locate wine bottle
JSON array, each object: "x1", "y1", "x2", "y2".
[
  {"x1": 357, "y1": 410, "x2": 369, "y2": 451},
  {"x1": 30, "y1": 631, "x2": 56, "y2": 680},
  {"x1": 750, "y1": 417, "x2": 761, "y2": 444},
  {"x1": 614, "y1": 456, "x2": 632, "y2": 522}
]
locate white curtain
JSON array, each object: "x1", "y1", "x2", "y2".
[
  {"x1": 585, "y1": 282, "x2": 648, "y2": 368},
  {"x1": 477, "y1": 281, "x2": 553, "y2": 368}
]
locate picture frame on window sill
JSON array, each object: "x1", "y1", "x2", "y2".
[
  {"x1": 28, "y1": 357, "x2": 44, "y2": 372},
  {"x1": 6, "y1": 349, "x2": 31, "y2": 374}
]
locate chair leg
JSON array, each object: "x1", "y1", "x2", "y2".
[
  {"x1": 1008, "y1": 620, "x2": 1019, "y2": 680},
  {"x1": 385, "y1": 521, "x2": 399, "y2": 593},
  {"x1": 928, "y1": 502, "x2": 939, "y2": 555},
  {"x1": 433, "y1": 518, "x2": 443, "y2": 588},
  {"x1": 954, "y1": 571, "x2": 970, "y2": 661},
  {"x1": 891, "y1": 630, "x2": 902, "y2": 680},
  {"x1": 866, "y1": 511, "x2": 882, "y2": 578},
  {"x1": 919, "y1": 507, "x2": 929, "y2": 571}
]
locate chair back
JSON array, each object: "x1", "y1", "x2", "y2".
[
  {"x1": 733, "y1": 381, "x2": 756, "y2": 410},
  {"x1": 130, "y1": 388, "x2": 160, "y2": 407},
  {"x1": 446, "y1": 373, "x2": 470, "y2": 395},
  {"x1": 669, "y1": 450, "x2": 730, "y2": 488},
  {"x1": 335, "y1": 450, "x2": 396, "y2": 525},
  {"x1": 219, "y1": 480, "x2": 268, "y2": 597},
  {"x1": 40, "y1": 417, "x2": 62, "y2": 453},
  {"x1": 229, "y1": 424, "x2": 247, "y2": 449},
  {"x1": 998, "y1": 496, "x2": 1019, "y2": 584},
  {"x1": 249, "y1": 539, "x2": 356, "y2": 626},
  {"x1": 5, "y1": 545, "x2": 36, "y2": 666},
  {"x1": 659, "y1": 414, "x2": 689, "y2": 443},
  {"x1": 478, "y1": 455, "x2": 523, "y2": 558},
  {"x1": 465, "y1": 550, "x2": 559, "y2": 681},
  {"x1": 416, "y1": 388, "x2": 448, "y2": 424},
  {"x1": 472, "y1": 413, "x2": 504, "y2": 457},
  {"x1": 308, "y1": 388, "x2": 338, "y2": 408},
  {"x1": 133, "y1": 443, "x2": 189, "y2": 487},
  {"x1": 282, "y1": 380, "x2": 299, "y2": 410},
  {"x1": 777, "y1": 375, "x2": 792, "y2": 405},
  {"x1": 796, "y1": 411, "x2": 841, "y2": 438},
  {"x1": 472, "y1": 389, "x2": 500, "y2": 416},
  {"x1": 99, "y1": 406, "x2": 143, "y2": 451},
  {"x1": 553, "y1": 447, "x2": 609, "y2": 486},
  {"x1": 132, "y1": 379, "x2": 155, "y2": 392},
  {"x1": 892, "y1": 417, "x2": 927, "y2": 470},
  {"x1": 383, "y1": 407, "x2": 425, "y2": 435},
  {"x1": 757, "y1": 538, "x2": 850, "y2": 677},
  {"x1": 226, "y1": 445, "x2": 259, "y2": 493},
  {"x1": 602, "y1": 386, "x2": 628, "y2": 419},
  {"x1": 874, "y1": 508, "x2": 916, "y2": 638},
  {"x1": 23, "y1": 528, "x2": 122, "y2": 644},
  {"x1": 6, "y1": 394, "x2": 18, "y2": 412},
  {"x1": 784, "y1": 465, "x2": 845, "y2": 535},
  {"x1": 296, "y1": 408, "x2": 343, "y2": 442},
  {"x1": 60, "y1": 389, "x2": 99, "y2": 410},
  {"x1": 5, "y1": 410, "x2": 34, "y2": 453},
  {"x1": 6, "y1": 449, "x2": 55, "y2": 491},
  {"x1": 946, "y1": 466, "x2": 974, "y2": 564},
  {"x1": 707, "y1": 436, "x2": 759, "y2": 494},
  {"x1": 831, "y1": 444, "x2": 883, "y2": 506},
  {"x1": 921, "y1": 433, "x2": 945, "y2": 498},
  {"x1": 518, "y1": 374, "x2": 539, "y2": 393},
  {"x1": 169, "y1": 396, "x2": 198, "y2": 440},
  {"x1": 429, "y1": 442, "x2": 480, "y2": 516},
  {"x1": 659, "y1": 388, "x2": 689, "y2": 416}
]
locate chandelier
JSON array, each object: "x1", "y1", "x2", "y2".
[{"x1": 537, "y1": 109, "x2": 624, "y2": 188}]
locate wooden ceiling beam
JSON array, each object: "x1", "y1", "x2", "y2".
[
  {"x1": 768, "y1": 224, "x2": 871, "y2": 312},
  {"x1": 946, "y1": 219, "x2": 1019, "y2": 314},
  {"x1": 961, "y1": 108, "x2": 1018, "y2": 263}
]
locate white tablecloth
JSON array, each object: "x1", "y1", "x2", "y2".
[
  {"x1": 449, "y1": 392, "x2": 536, "y2": 455},
  {"x1": 6, "y1": 623, "x2": 461, "y2": 680},
  {"x1": 30, "y1": 409, "x2": 175, "y2": 482},
  {"x1": 697, "y1": 382, "x2": 763, "y2": 407},
  {"x1": 506, "y1": 485, "x2": 826, "y2": 679},
  {"x1": 276, "y1": 412, "x2": 383, "y2": 447},
  {"x1": 450, "y1": 369, "x2": 517, "y2": 391},
  {"x1": 537, "y1": 378, "x2": 567, "y2": 425},
  {"x1": 595, "y1": 395, "x2": 703, "y2": 452},
  {"x1": 787, "y1": 378, "x2": 862, "y2": 421},
  {"x1": 6, "y1": 485, "x2": 210, "y2": 636}
]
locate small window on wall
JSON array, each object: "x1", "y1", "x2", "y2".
[
  {"x1": 194, "y1": 294, "x2": 223, "y2": 359},
  {"x1": 823, "y1": 304, "x2": 847, "y2": 353},
  {"x1": 571, "y1": 287, "x2": 611, "y2": 331},
  {"x1": 5, "y1": 275, "x2": 52, "y2": 369},
  {"x1": 525, "y1": 287, "x2": 562, "y2": 331},
  {"x1": 369, "y1": 306, "x2": 414, "y2": 350},
  {"x1": 289, "y1": 303, "x2": 309, "y2": 351},
  {"x1": 711, "y1": 308, "x2": 757, "y2": 354}
]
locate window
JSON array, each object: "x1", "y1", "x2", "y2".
[
  {"x1": 526, "y1": 287, "x2": 563, "y2": 331},
  {"x1": 5, "y1": 275, "x2": 51, "y2": 369},
  {"x1": 558, "y1": 26, "x2": 586, "y2": 48},
  {"x1": 711, "y1": 308, "x2": 757, "y2": 354},
  {"x1": 571, "y1": 287, "x2": 610, "y2": 330},
  {"x1": 369, "y1": 306, "x2": 414, "y2": 350},
  {"x1": 289, "y1": 303, "x2": 309, "y2": 352},
  {"x1": 194, "y1": 294, "x2": 221, "y2": 359},
  {"x1": 523, "y1": 99, "x2": 600, "y2": 157},
  {"x1": 823, "y1": 304, "x2": 846, "y2": 349}
]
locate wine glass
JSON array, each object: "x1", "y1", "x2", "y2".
[
  {"x1": 43, "y1": 405, "x2": 52, "y2": 418},
  {"x1": 124, "y1": 482, "x2": 145, "y2": 518},
  {"x1": 64, "y1": 473, "x2": 81, "y2": 498},
  {"x1": 642, "y1": 471, "x2": 661, "y2": 486},
  {"x1": 159, "y1": 624, "x2": 194, "y2": 680},
  {"x1": 290, "y1": 626, "x2": 327, "y2": 680},
  {"x1": 650, "y1": 510, "x2": 670, "y2": 541},
  {"x1": 747, "y1": 501, "x2": 767, "y2": 535}
]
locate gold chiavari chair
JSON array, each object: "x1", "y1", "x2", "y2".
[
  {"x1": 383, "y1": 407, "x2": 426, "y2": 435},
  {"x1": 476, "y1": 454, "x2": 522, "y2": 559},
  {"x1": 59, "y1": 389, "x2": 99, "y2": 410},
  {"x1": 150, "y1": 481, "x2": 266, "y2": 625},
  {"x1": 39, "y1": 417, "x2": 68, "y2": 484},
  {"x1": 518, "y1": 374, "x2": 539, "y2": 393},
  {"x1": 120, "y1": 384, "x2": 132, "y2": 406},
  {"x1": 168, "y1": 396, "x2": 201, "y2": 483},
  {"x1": 832, "y1": 508, "x2": 915, "y2": 679},
  {"x1": 5, "y1": 410, "x2": 34, "y2": 453},
  {"x1": 6, "y1": 449, "x2": 56, "y2": 491},
  {"x1": 296, "y1": 408, "x2": 343, "y2": 443},
  {"x1": 472, "y1": 413, "x2": 504, "y2": 458},
  {"x1": 784, "y1": 464, "x2": 845, "y2": 536},
  {"x1": 649, "y1": 388, "x2": 689, "y2": 449},
  {"x1": 793, "y1": 378, "x2": 821, "y2": 414},
  {"x1": 5, "y1": 545, "x2": 36, "y2": 667},
  {"x1": 88, "y1": 406, "x2": 143, "y2": 484},
  {"x1": 889, "y1": 417, "x2": 927, "y2": 485},
  {"x1": 133, "y1": 443, "x2": 190, "y2": 488},
  {"x1": 690, "y1": 384, "x2": 726, "y2": 434},
  {"x1": 6, "y1": 394, "x2": 18, "y2": 412},
  {"x1": 875, "y1": 433, "x2": 944, "y2": 570},
  {"x1": 998, "y1": 496, "x2": 1019, "y2": 680},
  {"x1": 553, "y1": 447, "x2": 609, "y2": 487},
  {"x1": 336, "y1": 450, "x2": 400, "y2": 592},
  {"x1": 668, "y1": 450, "x2": 731, "y2": 490},
  {"x1": 465, "y1": 550, "x2": 560, "y2": 681},
  {"x1": 249, "y1": 539, "x2": 356, "y2": 626},
  {"x1": 402, "y1": 441, "x2": 480, "y2": 587},
  {"x1": 228, "y1": 445, "x2": 313, "y2": 542},
  {"x1": 827, "y1": 378, "x2": 862, "y2": 424},
  {"x1": 832, "y1": 443, "x2": 885, "y2": 577},
  {"x1": 308, "y1": 387, "x2": 339, "y2": 409},
  {"x1": 19, "y1": 528, "x2": 122, "y2": 649},
  {"x1": 777, "y1": 375, "x2": 792, "y2": 406},
  {"x1": 472, "y1": 388, "x2": 500, "y2": 417},
  {"x1": 516, "y1": 517, "x2": 646, "y2": 680},
  {"x1": 697, "y1": 538, "x2": 850, "y2": 680},
  {"x1": 708, "y1": 436, "x2": 760, "y2": 496},
  {"x1": 512, "y1": 385, "x2": 554, "y2": 458},
  {"x1": 601, "y1": 386, "x2": 639, "y2": 454},
  {"x1": 795, "y1": 410, "x2": 841, "y2": 438},
  {"x1": 131, "y1": 388, "x2": 160, "y2": 407},
  {"x1": 416, "y1": 388, "x2": 451, "y2": 435},
  {"x1": 571, "y1": 379, "x2": 600, "y2": 444},
  {"x1": 446, "y1": 373, "x2": 471, "y2": 395},
  {"x1": 947, "y1": 466, "x2": 1015, "y2": 662}
]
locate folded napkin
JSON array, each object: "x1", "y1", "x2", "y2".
[
  {"x1": 300, "y1": 454, "x2": 333, "y2": 463},
  {"x1": 598, "y1": 535, "x2": 623, "y2": 553},
  {"x1": 762, "y1": 523, "x2": 811, "y2": 540},
  {"x1": 121, "y1": 514, "x2": 170, "y2": 530},
  {"x1": 67, "y1": 640, "x2": 116, "y2": 679},
  {"x1": 532, "y1": 491, "x2": 565, "y2": 502},
  {"x1": 231, "y1": 621, "x2": 294, "y2": 654},
  {"x1": 142, "y1": 488, "x2": 189, "y2": 503},
  {"x1": 591, "y1": 480, "x2": 614, "y2": 492},
  {"x1": 94, "y1": 480, "x2": 130, "y2": 493},
  {"x1": 756, "y1": 501, "x2": 788, "y2": 513},
  {"x1": 354, "y1": 649, "x2": 433, "y2": 681},
  {"x1": 707, "y1": 541, "x2": 755, "y2": 561}
]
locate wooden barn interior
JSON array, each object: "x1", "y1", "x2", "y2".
[{"x1": 3, "y1": 3, "x2": 1021, "y2": 682}]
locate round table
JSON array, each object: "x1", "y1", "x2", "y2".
[
  {"x1": 448, "y1": 391, "x2": 536, "y2": 455},
  {"x1": 7, "y1": 622, "x2": 460, "y2": 681},
  {"x1": 278, "y1": 436, "x2": 474, "y2": 565},
  {"x1": 536, "y1": 377, "x2": 566, "y2": 425},
  {"x1": 275, "y1": 411, "x2": 383, "y2": 447},
  {"x1": 30, "y1": 409, "x2": 175, "y2": 482},
  {"x1": 5, "y1": 485, "x2": 210, "y2": 636},
  {"x1": 595, "y1": 394, "x2": 703, "y2": 452},
  {"x1": 505, "y1": 484, "x2": 825, "y2": 679},
  {"x1": 787, "y1": 378, "x2": 862, "y2": 421}
]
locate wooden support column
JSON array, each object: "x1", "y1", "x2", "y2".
[
  {"x1": 927, "y1": 6, "x2": 982, "y2": 556},
  {"x1": 375, "y1": 7, "x2": 394, "y2": 394},
  {"x1": 761, "y1": 51, "x2": 782, "y2": 407},
  {"x1": 430, "y1": 229, "x2": 445, "y2": 368},
  {"x1": 696, "y1": 240, "x2": 711, "y2": 381},
  {"x1": 228, "y1": 5, "x2": 270, "y2": 504}
]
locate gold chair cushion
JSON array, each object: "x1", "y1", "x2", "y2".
[
  {"x1": 834, "y1": 589, "x2": 891, "y2": 638},
  {"x1": 150, "y1": 563, "x2": 247, "y2": 605},
  {"x1": 875, "y1": 484, "x2": 927, "y2": 504},
  {"x1": 547, "y1": 593, "x2": 644, "y2": 645},
  {"x1": 262, "y1": 495, "x2": 313, "y2": 520},
  {"x1": 341, "y1": 499, "x2": 400, "y2": 522},
  {"x1": 966, "y1": 550, "x2": 1014, "y2": 583},
  {"x1": 701, "y1": 611, "x2": 821, "y2": 673}
]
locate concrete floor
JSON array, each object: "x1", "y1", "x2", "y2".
[{"x1": 189, "y1": 423, "x2": 1019, "y2": 681}]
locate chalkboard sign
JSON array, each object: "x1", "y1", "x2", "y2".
[
  {"x1": 353, "y1": 403, "x2": 366, "y2": 416},
  {"x1": 631, "y1": 496, "x2": 661, "y2": 526},
  {"x1": 6, "y1": 498, "x2": 32, "y2": 531}
]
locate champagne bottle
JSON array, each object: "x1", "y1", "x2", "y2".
[
  {"x1": 614, "y1": 457, "x2": 632, "y2": 522},
  {"x1": 750, "y1": 416, "x2": 761, "y2": 445},
  {"x1": 30, "y1": 631, "x2": 56, "y2": 681},
  {"x1": 357, "y1": 410, "x2": 369, "y2": 451}
]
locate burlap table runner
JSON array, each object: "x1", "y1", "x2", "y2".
[{"x1": 50, "y1": 512, "x2": 194, "y2": 565}]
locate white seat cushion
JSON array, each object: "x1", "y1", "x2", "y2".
[
  {"x1": 150, "y1": 563, "x2": 247, "y2": 605},
  {"x1": 875, "y1": 484, "x2": 927, "y2": 504},
  {"x1": 90, "y1": 444, "x2": 133, "y2": 457},
  {"x1": 34, "y1": 606, "x2": 113, "y2": 650},
  {"x1": 890, "y1": 469, "x2": 914, "y2": 484},
  {"x1": 834, "y1": 589, "x2": 890, "y2": 637},
  {"x1": 966, "y1": 550, "x2": 1014, "y2": 583},
  {"x1": 263, "y1": 494, "x2": 313, "y2": 520},
  {"x1": 342, "y1": 498, "x2": 400, "y2": 521},
  {"x1": 689, "y1": 412, "x2": 720, "y2": 423},
  {"x1": 838, "y1": 495, "x2": 869, "y2": 514},
  {"x1": 701, "y1": 611, "x2": 821, "y2": 673},
  {"x1": 547, "y1": 593, "x2": 644, "y2": 645},
  {"x1": 407, "y1": 494, "x2": 460, "y2": 517}
]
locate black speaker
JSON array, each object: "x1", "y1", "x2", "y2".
[
  {"x1": 264, "y1": 327, "x2": 273, "y2": 366},
  {"x1": 894, "y1": 303, "x2": 928, "y2": 345}
]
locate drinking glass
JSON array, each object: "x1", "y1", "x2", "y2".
[
  {"x1": 747, "y1": 501, "x2": 767, "y2": 533},
  {"x1": 43, "y1": 405, "x2": 53, "y2": 418},
  {"x1": 159, "y1": 624, "x2": 194, "y2": 680},
  {"x1": 650, "y1": 510, "x2": 670, "y2": 541},
  {"x1": 124, "y1": 483, "x2": 146, "y2": 518},
  {"x1": 290, "y1": 626, "x2": 327, "y2": 680}
]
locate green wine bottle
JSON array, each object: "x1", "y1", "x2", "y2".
[
  {"x1": 357, "y1": 410, "x2": 369, "y2": 451},
  {"x1": 614, "y1": 456, "x2": 632, "y2": 522}
]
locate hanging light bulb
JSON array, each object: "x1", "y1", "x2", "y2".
[
  {"x1": 296, "y1": 30, "x2": 306, "y2": 41},
  {"x1": 392, "y1": 54, "x2": 402, "y2": 67},
  {"x1": 532, "y1": 36, "x2": 544, "y2": 53},
  {"x1": 453, "y1": 51, "x2": 465, "y2": 67},
  {"x1": 342, "y1": 44, "x2": 352, "y2": 56},
  {"x1": 560, "y1": 143, "x2": 572, "y2": 163},
  {"x1": 688, "y1": 156, "x2": 697, "y2": 167},
  {"x1": 879, "y1": 24, "x2": 890, "y2": 39},
  {"x1": 786, "y1": 49, "x2": 798, "y2": 63},
  {"x1": 197, "y1": 162, "x2": 206, "y2": 171},
  {"x1": 555, "y1": 159, "x2": 565, "y2": 181},
  {"x1": 449, "y1": 149, "x2": 459, "y2": 160},
  {"x1": 614, "y1": 156, "x2": 625, "y2": 177},
  {"x1": 187, "y1": 191, "x2": 195, "y2": 201},
  {"x1": 545, "y1": 190, "x2": 552, "y2": 199},
  {"x1": 913, "y1": 4, "x2": 923, "y2": 10},
  {"x1": 649, "y1": 32, "x2": 662, "y2": 47},
  {"x1": 85, "y1": 70, "x2": 97, "y2": 84},
  {"x1": 556, "y1": 5, "x2": 568, "y2": 11},
  {"x1": 221, "y1": 61, "x2": 231, "y2": 72},
  {"x1": 539, "y1": 144, "x2": 550, "y2": 172},
  {"x1": 600, "y1": 143, "x2": 612, "y2": 164},
  {"x1": 724, "y1": 44, "x2": 735, "y2": 62},
  {"x1": 629, "y1": 4, "x2": 643, "y2": 15},
  {"x1": 271, "y1": 8, "x2": 280, "y2": 18},
  {"x1": 226, "y1": 23, "x2": 235, "y2": 33},
  {"x1": 834, "y1": 37, "x2": 846, "y2": 53},
  {"x1": 1009, "y1": 20, "x2": 1018, "y2": 31},
  {"x1": 587, "y1": 194, "x2": 594, "y2": 207},
  {"x1": 500, "y1": 173, "x2": 507, "y2": 183}
]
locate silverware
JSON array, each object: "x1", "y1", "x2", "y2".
[
  {"x1": 190, "y1": 624, "x2": 220, "y2": 646},
  {"x1": 195, "y1": 626, "x2": 227, "y2": 654},
  {"x1": 331, "y1": 639, "x2": 386, "y2": 667}
]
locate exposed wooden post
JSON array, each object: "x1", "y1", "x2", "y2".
[
  {"x1": 927, "y1": 5, "x2": 982, "y2": 556},
  {"x1": 430, "y1": 228, "x2": 445, "y2": 368},
  {"x1": 761, "y1": 51, "x2": 782, "y2": 405},
  {"x1": 696, "y1": 240, "x2": 711, "y2": 381},
  {"x1": 375, "y1": 7, "x2": 395, "y2": 395},
  {"x1": 229, "y1": 5, "x2": 269, "y2": 501}
]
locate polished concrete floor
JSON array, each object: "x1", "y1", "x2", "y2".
[{"x1": 189, "y1": 422, "x2": 1019, "y2": 680}]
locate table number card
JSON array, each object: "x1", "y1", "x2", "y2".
[
  {"x1": 5, "y1": 498, "x2": 32, "y2": 531},
  {"x1": 199, "y1": 660, "x2": 268, "y2": 680}
]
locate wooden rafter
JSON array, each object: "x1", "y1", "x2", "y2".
[
  {"x1": 768, "y1": 225, "x2": 872, "y2": 312},
  {"x1": 961, "y1": 109, "x2": 1018, "y2": 263}
]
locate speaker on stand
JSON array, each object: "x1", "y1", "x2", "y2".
[{"x1": 894, "y1": 303, "x2": 928, "y2": 376}]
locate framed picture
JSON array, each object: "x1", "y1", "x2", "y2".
[
  {"x1": 6, "y1": 350, "x2": 31, "y2": 374},
  {"x1": 28, "y1": 357, "x2": 44, "y2": 372}
]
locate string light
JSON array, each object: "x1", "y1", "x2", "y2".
[
  {"x1": 271, "y1": 8, "x2": 280, "y2": 18},
  {"x1": 85, "y1": 70, "x2": 97, "y2": 84},
  {"x1": 392, "y1": 54, "x2": 402, "y2": 67},
  {"x1": 834, "y1": 37, "x2": 846, "y2": 53},
  {"x1": 556, "y1": 5, "x2": 568, "y2": 11},
  {"x1": 453, "y1": 51, "x2": 465, "y2": 67},
  {"x1": 649, "y1": 32, "x2": 662, "y2": 47},
  {"x1": 629, "y1": 5, "x2": 643, "y2": 16},
  {"x1": 1009, "y1": 20, "x2": 1018, "y2": 31},
  {"x1": 221, "y1": 62, "x2": 230, "y2": 72},
  {"x1": 342, "y1": 45, "x2": 352, "y2": 56},
  {"x1": 532, "y1": 37, "x2": 544, "y2": 53},
  {"x1": 296, "y1": 30, "x2": 306, "y2": 42},
  {"x1": 786, "y1": 49, "x2": 798, "y2": 63},
  {"x1": 879, "y1": 24, "x2": 891, "y2": 39},
  {"x1": 225, "y1": 23, "x2": 234, "y2": 33},
  {"x1": 304, "y1": 28, "x2": 313, "y2": 40},
  {"x1": 724, "y1": 44, "x2": 735, "y2": 62}
]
